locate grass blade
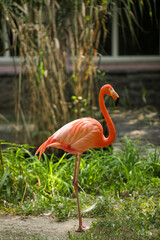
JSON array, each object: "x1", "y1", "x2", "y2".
[{"x1": 0, "y1": 166, "x2": 9, "y2": 189}]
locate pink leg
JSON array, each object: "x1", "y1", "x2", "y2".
[{"x1": 73, "y1": 155, "x2": 89, "y2": 231}]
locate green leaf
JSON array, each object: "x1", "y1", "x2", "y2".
[
  {"x1": 0, "y1": 166, "x2": 9, "y2": 189},
  {"x1": 71, "y1": 95, "x2": 77, "y2": 100},
  {"x1": 86, "y1": 15, "x2": 90, "y2": 21},
  {"x1": 72, "y1": 74, "x2": 77, "y2": 84}
]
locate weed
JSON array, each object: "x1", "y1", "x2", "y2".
[{"x1": 68, "y1": 194, "x2": 160, "y2": 240}]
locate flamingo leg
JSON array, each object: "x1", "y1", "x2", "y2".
[{"x1": 73, "y1": 155, "x2": 86, "y2": 231}]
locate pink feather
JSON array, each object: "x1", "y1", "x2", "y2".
[{"x1": 35, "y1": 117, "x2": 103, "y2": 159}]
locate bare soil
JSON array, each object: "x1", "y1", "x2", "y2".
[
  {"x1": 112, "y1": 108, "x2": 160, "y2": 148},
  {"x1": 0, "y1": 215, "x2": 95, "y2": 240}
]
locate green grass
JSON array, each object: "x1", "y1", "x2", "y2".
[
  {"x1": 68, "y1": 189, "x2": 160, "y2": 239},
  {"x1": 68, "y1": 204, "x2": 160, "y2": 239},
  {"x1": 0, "y1": 137, "x2": 160, "y2": 239}
]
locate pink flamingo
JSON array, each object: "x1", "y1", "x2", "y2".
[{"x1": 35, "y1": 84, "x2": 119, "y2": 231}]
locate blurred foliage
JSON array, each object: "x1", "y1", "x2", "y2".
[{"x1": 0, "y1": 0, "x2": 157, "y2": 145}]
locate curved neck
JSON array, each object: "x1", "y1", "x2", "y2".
[{"x1": 99, "y1": 88, "x2": 116, "y2": 147}]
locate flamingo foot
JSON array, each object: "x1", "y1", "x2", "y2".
[{"x1": 76, "y1": 225, "x2": 90, "y2": 232}]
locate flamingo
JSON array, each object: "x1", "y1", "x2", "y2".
[{"x1": 35, "y1": 84, "x2": 119, "y2": 231}]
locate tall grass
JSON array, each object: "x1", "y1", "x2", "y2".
[{"x1": 0, "y1": 138, "x2": 159, "y2": 218}]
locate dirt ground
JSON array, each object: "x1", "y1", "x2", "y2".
[
  {"x1": 0, "y1": 215, "x2": 95, "y2": 240},
  {"x1": 0, "y1": 108, "x2": 159, "y2": 240},
  {"x1": 112, "y1": 108, "x2": 160, "y2": 149}
]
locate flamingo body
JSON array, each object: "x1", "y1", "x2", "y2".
[{"x1": 36, "y1": 117, "x2": 104, "y2": 158}]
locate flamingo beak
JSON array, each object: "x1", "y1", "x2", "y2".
[
  {"x1": 110, "y1": 89, "x2": 119, "y2": 106},
  {"x1": 115, "y1": 97, "x2": 119, "y2": 106},
  {"x1": 108, "y1": 88, "x2": 119, "y2": 106},
  {"x1": 110, "y1": 89, "x2": 119, "y2": 103}
]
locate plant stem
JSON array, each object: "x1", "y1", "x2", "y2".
[{"x1": 0, "y1": 142, "x2": 4, "y2": 175}]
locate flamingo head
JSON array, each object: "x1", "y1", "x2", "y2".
[{"x1": 103, "y1": 84, "x2": 119, "y2": 106}]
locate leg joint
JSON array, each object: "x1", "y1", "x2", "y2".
[{"x1": 73, "y1": 180, "x2": 78, "y2": 188}]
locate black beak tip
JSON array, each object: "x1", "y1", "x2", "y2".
[{"x1": 115, "y1": 97, "x2": 119, "y2": 107}]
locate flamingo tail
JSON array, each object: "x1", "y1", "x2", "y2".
[{"x1": 35, "y1": 137, "x2": 54, "y2": 159}]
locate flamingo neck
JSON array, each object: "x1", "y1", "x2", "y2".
[{"x1": 99, "y1": 88, "x2": 116, "y2": 147}]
